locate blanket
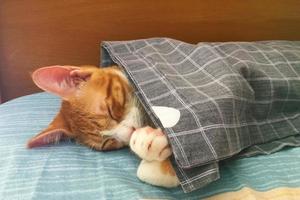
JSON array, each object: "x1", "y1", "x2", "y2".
[{"x1": 101, "y1": 38, "x2": 300, "y2": 192}]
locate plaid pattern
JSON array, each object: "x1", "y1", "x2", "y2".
[{"x1": 101, "y1": 38, "x2": 300, "y2": 192}]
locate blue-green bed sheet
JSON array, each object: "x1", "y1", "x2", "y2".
[{"x1": 1, "y1": 92, "x2": 300, "y2": 200}]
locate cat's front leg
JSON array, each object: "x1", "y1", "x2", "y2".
[
  {"x1": 130, "y1": 126, "x2": 172, "y2": 162},
  {"x1": 130, "y1": 126, "x2": 179, "y2": 188}
]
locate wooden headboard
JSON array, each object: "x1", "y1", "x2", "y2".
[{"x1": 1, "y1": 0, "x2": 300, "y2": 103}]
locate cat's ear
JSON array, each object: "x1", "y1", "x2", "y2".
[
  {"x1": 32, "y1": 65, "x2": 91, "y2": 100},
  {"x1": 27, "y1": 112, "x2": 72, "y2": 148}
]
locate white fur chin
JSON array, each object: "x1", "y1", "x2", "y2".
[{"x1": 137, "y1": 160, "x2": 179, "y2": 188}]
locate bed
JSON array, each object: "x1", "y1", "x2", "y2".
[{"x1": 1, "y1": 1, "x2": 300, "y2": 199}]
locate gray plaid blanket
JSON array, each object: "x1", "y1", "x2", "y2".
[{"x1": 101, "y1": 38, "x2": 300, "y2": 192}]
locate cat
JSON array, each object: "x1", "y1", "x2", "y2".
[{"x1": 27, "y1": 65, "x2": 179, "y2": 188}]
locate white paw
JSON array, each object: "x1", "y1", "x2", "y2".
[
  {"x1": 130, "y1": 126, "x2": 172, "y2": 162},
  {"x1": 137, "y1": 160, "x2": 179, "y2": 188}
]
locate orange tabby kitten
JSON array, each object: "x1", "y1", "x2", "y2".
[{"x1": 27, "y1": 65, "x2": 179, "y2": 188}]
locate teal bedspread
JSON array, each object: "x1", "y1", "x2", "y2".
[{"x1": 1, "y1": 92, "x2": 300, "y2": 199}]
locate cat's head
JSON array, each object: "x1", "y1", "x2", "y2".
[{"x1": 27, "y1": 65, "x2": 141, "y2": 151}]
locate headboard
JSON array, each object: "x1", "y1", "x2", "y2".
[{"x1": 1, "y1": 0, "x2": 300, "y2": 103}]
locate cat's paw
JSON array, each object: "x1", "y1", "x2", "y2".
[
  {"x1": 137, "y1": 159, "x2": 179, "y2": 188},
  {"x1": 130, "y1": 126, "x2": 172, "y2": 162}
]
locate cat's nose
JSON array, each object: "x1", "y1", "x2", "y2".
[
  {"x1": 128, "y1": 127, "x2": 135, "y2": 137},
  {"x1": 115, "y1": 126, "x2": 136, "y2": 144}
]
